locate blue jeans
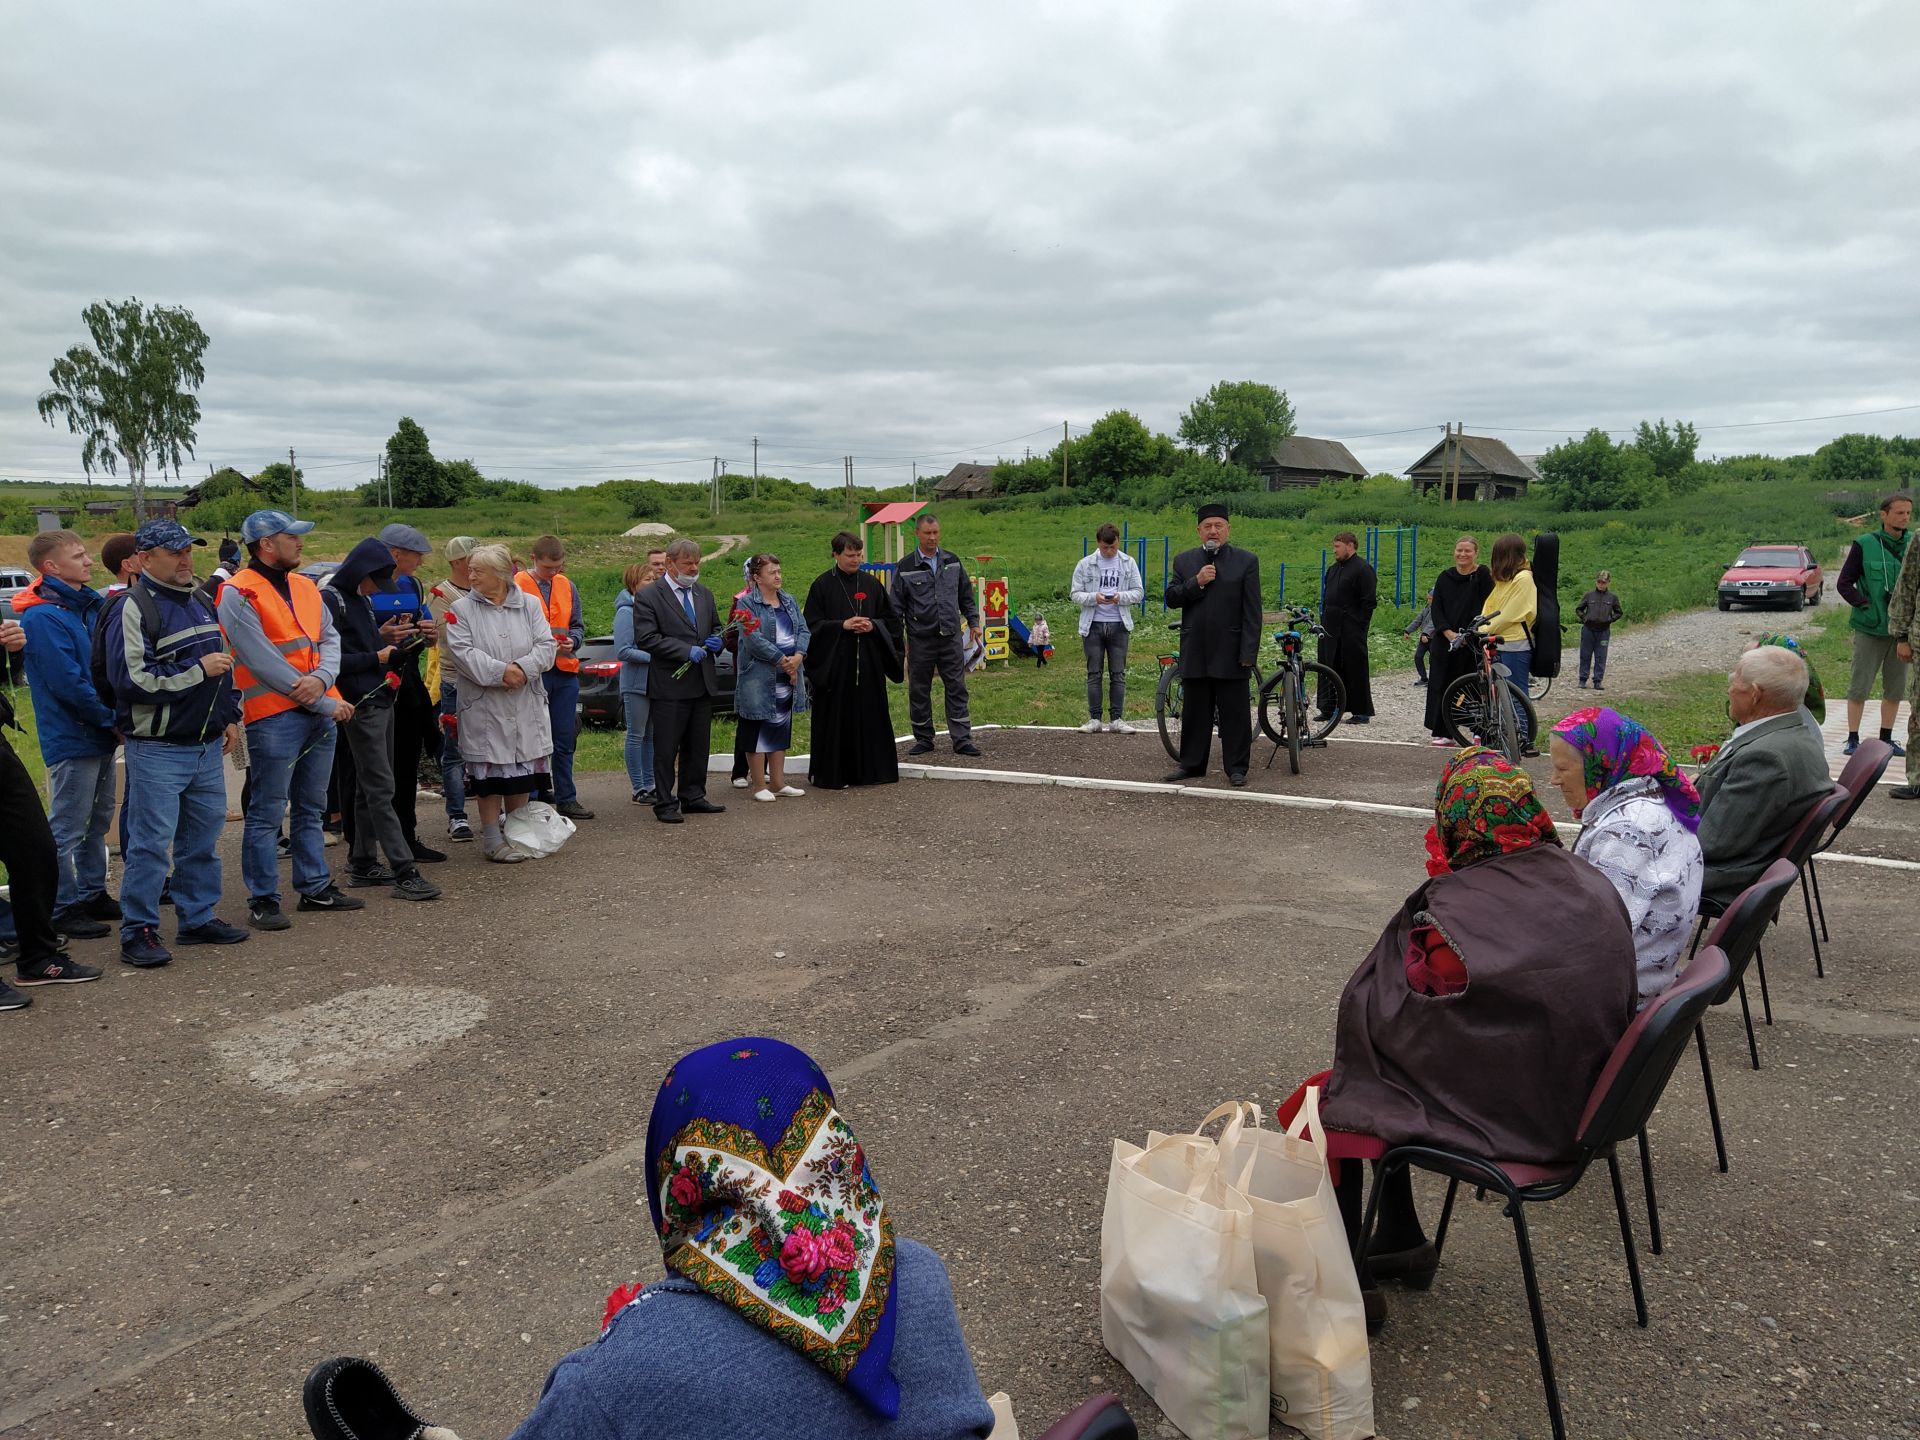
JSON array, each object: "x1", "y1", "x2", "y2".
[
  {"x1": 243, "y1": 707, "x2": 337, "y2": 903},
  {"x1": 1578, "y1": 628, "x2": 1610, "y2": 684},
  {"x1": 1497, "y1": 646, "x2": 1534, "y2": 742},
  {"x1": 440, "y1": 681, "x2": 466, "y2": 818},
  {"x1": 47, "y1": 752, "x2": 118, "y2": 913},
  {"x1": 543, "y1": 670, "x2": 580, "y2": 804},
  {"x1": 121, "y1": 738, "x2": 226, "y2": 938},
  {"x1": 623, "y1": 693, "x2": 655, "y2": 795}
]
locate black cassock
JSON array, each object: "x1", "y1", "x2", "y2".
[
  {"x1": 1422, "y1": 564, "x2": 1495, "y2": 737},
  {"x1": 1317, "y1": 555, "x2": 1378, "y2": 717},
  {"x1": 803, "y1": 566, "x2": 904, "y2": 788}
]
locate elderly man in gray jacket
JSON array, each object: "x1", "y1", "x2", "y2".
[
  {"x1": 890, "y1": 513, "x2": 982, "y2": 757},
  {"x1": 1697, "y1": 645, "x2": 1835, "y2": 908}
]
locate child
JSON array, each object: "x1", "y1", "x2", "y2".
[
  {"x1": 1029, "y1": 613, "x2": 1051, "y2": 666},
  {"x1": 1402, "y1": 589, "x2": 1435, "y2": 686}
]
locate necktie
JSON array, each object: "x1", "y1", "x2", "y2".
[{"x1": 680, "y1": 585, "x2": 696, "y2": 624}]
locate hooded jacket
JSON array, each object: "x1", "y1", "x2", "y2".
[
  {"x1": 320, "y1": 538, "x2": 401, "y2": 706},
  {"x1": 13, "y1": 574, "x2": 117, "y2": 764}
]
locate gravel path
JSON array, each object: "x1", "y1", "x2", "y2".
[{"x1": 1356, "y1": 601, "x2": 1823, "y2": 745}]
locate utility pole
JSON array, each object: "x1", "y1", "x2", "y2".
[
  {"x1": 752, "y1": 436, "x2": 759, "y2": 497},
  {"x1": 289, "y1": 447, "x2": 299, "y2": 519},
  {"x1": 1449, "y1": 420, "x2": 1465, "y2": 504},
  {"x1": 844, "y1": 455, "x2": 855, "y2": 512},
  {"x1": 1062, "y1": 421, "x2": 1070, "y2": 490},
  {"x1": 711, "y1": 456, "x2": 721, "y2": 516},
  {"x1": 911, "y1": 461, "x2": 918, "y2": 499}
]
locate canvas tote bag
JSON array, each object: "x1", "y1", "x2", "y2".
[
  {"x1": 1213, "y1": 1091, "x2": 1375, "y2": 1440},
  {"x1": 1101, "y1": 1107, "x2": 1271, "y2": 1440}
]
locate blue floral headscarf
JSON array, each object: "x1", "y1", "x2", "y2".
[{"x1": 636, "y1": 1038, "x2": 900, "y2": 1416}]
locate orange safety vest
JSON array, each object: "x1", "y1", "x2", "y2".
[
  {"x1": 219, "y1": 568, "x2": 342, "y2": 724},
  {"x1": 516, "y1": 570, "x2": 580, "y2": 673}
]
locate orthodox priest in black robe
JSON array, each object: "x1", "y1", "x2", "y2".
[
  {"x1": 803, "y1": 532, "x2": 904, "y2": 788},
  {"x1": 1317, "y1": 532, "x2": 1378, "y2": 720},
  {"x1": 1164, "y1": 502, "x2": 1262, "y2": 785}
]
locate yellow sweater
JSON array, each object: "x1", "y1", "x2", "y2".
[{"x1": 1485, "y1": 571, "x2": 1538, "y2": 645}]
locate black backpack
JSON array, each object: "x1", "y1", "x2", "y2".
[
  {"x1": 1530, "y1": 532, "x2": 1563, "y2": 679},
  {"x1": 90, "y1": 584, "x2": 167, "y2": 716}
]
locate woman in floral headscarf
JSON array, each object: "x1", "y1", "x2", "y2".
[
  {"x1": 1549, "y1": 707, "x2": 1704, "y2": 1004},
  {"x1": 509, "y1": 1038, "x2": 995, "y2": 1440},
  {"x1": 1282, "y1": 748, "x2": 1636, "y2": 1322}
]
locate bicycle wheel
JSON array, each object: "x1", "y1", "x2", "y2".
[
  {"x1": 1439, "y1": 673, "x2": 1490, "y2": 747},
  {"x1": 1529, "y1": 672, "x2": 1552, "y2": 703},
  {"x1": 1503, "y1": 678, "x2": 1541, "y2": 757},
  {"x1": 1301, "y1": 662, "x2": 1346, "y2": 742},
  {"x1": 1257, "y1": 666, "x2": 1287, "y2": 745},
  {"x1": 1283, "y1": 676, "x2": 1302, "y2": 774},
  {"x1": 1155, "y1": 664, "x2": 1184, "y2": 762}
]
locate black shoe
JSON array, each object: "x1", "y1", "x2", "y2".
[
  {"x1": 632, "y1": 790, "x2": 657, "y2": 806},
  {"x1": 303, "y1": 1356, "x2": 433, "y2": 1440},
  {"x1": 298, "y1": 885, "x2": 367, "y2": 913},
  {"x1": 159, "y1": 883, "x2": 174, "y2": 907},
  {"x1": 177, "y1": 918, "x2": 249, "y2": 946},
  {"x1": 1227, "y1": 772, "x2": 1249, "y2": 787},
  {"x1": 50, "y1": 907, "x2": 110, "y2": 940},
  {"x1": 1889, "y1": 784, "x2": 1920, "y2": 801},
  {"x1": 121, "y1": 936, "x2": 174, "y2": 971},
  {"x1": 683, "y1": 799, "x2": 727, "y2": 815},
  {"x1": 86, "y1": 893, "x2": 123, "y2": 921},
  {"x1": 906, "y1": 740, "x2": 935, "y2": 755},
  {"x1": 1365, "y1": 1240, "x2": 1439, "y2": 1290},
  {"x1": 247, "y1": 897, "x2": 292, "y2": 931},
  {"x1": 1348, "y1": 714, "x2": 1371, "y2": 725},
  {"x1": 392, "y1": 871, "x2": 442, "y2": 902},
  {"x1": 1312, "y1": 712, "x2": 1333, "y2": 723},
  {"x1": 0, "y1": 975, "x2": 28, "y2": 1011},
  {"x1": 18, "y1": 952, "x2": 104, "y2": 984},
  {"x1": 346, "y1": 864, "x2": 396, "y2": 888},
  {"x1": 1162, "y1": 768, "x2": 1203, "y2": 783},
  {"x1": 953, "y1": 742, "x2": 983, "y2": 757},
  {"x1": 1363, "y1": 1285, "x2": 1386, "y2": 1335},
  {"x1": 655, "y1": 808, "x2": 685, "y2": 824},
  {"x1": 556, "y1": 799, "x2": 596, "y2": 821},
  {"x1": 277, "y1": 834, "x2": 292, "y2": 859},
  {"x1": 405, "y1": 838, "x2": 448, "y2": 864}
]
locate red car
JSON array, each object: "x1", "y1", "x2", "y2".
[{"x1": 1716, "y1": 545, "x2": 1824, "y2": 612}]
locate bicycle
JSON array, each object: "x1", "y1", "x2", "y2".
[
  {"x1": 1438, "y1": 613, "x2": 1540, "y2": 763},
  {"x1": 1255, "y1": 607, "x2": 1346, "y2": 774},
  {"x1": 1529, "y1": 671, "x2": 1553, "y2": 703},
  {"x1": 1154, "y1": 621, "x2": 1269, "y2": 764}
]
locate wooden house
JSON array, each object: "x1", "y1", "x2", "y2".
[
  {"x1": 1256, "y1": 436, "x2": 1368, "y2": 490},
  {"x1": 1405, "y1": 434, "x2": 1540, "y2": 501}
]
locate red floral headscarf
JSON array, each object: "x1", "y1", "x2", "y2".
[{"x1": 1424, "y1": 745, "x2": 1561, "y2": 876}]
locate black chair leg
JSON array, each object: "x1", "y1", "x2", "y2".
[
  {"x1": 1636, "y1": 1129, "x2": 1663, "y2": 1256},
  {"x1": 1507, "y1": 1200, "x2": 1568, "y2": 1440},
  {"x1": 1353, "y1": 1158, "x2": 1390, "y2": 1276},
  {"x1": 1799, "y1": 866, "x2": 1824, "y2": 977},
  {"x1": 1607, "y1": 1150, "x2": 1650, "y2": 1327},
  {"x1": 1809, "y1": 855, "x2": 1830, "y2": 944},
  {"x1": 1696, "y1": 1023, "x2": 1728, "y2": 1173},
  {"x1": 1737, "y1": 978, "x2": 1761, "y2": 1071},
  {"x1": 1432, "y1": 1176, "x2": 1462, "y2": 1257},
  {"x1": 1754, "y1": 945, "x2": 1773, "y2": 1027}
]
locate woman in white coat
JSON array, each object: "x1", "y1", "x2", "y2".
[{"x1": 446, "y1": 543, "x2": 557, "y2": 862}]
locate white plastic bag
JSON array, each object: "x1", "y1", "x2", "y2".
[
  {"x1": 1101, "y1": 1110, "x2": 1271, "y2": 1440},
  {"x1": 501, "y1": 800, "x2": 575, "y2": 860}
]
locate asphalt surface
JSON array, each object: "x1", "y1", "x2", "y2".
[{"x1": 3, "y1": 731, "x2": 1916, "y2": 1440}]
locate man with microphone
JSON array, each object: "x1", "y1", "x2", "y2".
[{"x1": 1163, "y1": 502, "x2": 1262, "y2": 786}]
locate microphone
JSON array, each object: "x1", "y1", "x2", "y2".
[{"x1": 1202, "y1": 540, "x2": 1221, "y2": 555}]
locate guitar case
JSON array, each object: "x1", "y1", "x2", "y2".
[{"x1": 1531, "y1": 532, "x2": 1563, "y2": 678}]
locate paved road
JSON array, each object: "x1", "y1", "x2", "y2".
[{"x1": 3, "y1": 735, "x2": 1914, "y2": 1439}]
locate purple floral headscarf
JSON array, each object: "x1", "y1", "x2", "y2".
[{"x1": 1551, "y1": 706, "x2": 1702, "y2": 833}]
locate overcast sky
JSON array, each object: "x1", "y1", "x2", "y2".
[{"x1": 4, "y1": 1, "x2": 1917, "y2": 491}]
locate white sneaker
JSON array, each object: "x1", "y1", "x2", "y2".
[
  {"x1": 777, "y1": 786, "x2": 806, "y2": 797},
  {"x1": 1108, "y1": 719, "x2": 1137, "y2": 734},
  {"x1": 753, "y1": 788, "x2": 779, "y2": 802},
  {"x1": 1079, "y1": 718, "x2": 1103, "y2": 734},
  {"x1": 732, "y1": 777, "x2": 751, "y2": 789}
]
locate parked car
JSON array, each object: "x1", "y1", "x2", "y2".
[
  {"x1": 1717, "y1": 545, "x2": 1824, "y2": 612},
  {"x1": 577, "y1": 635, "x2": 736, "y2": 726},
  {"x1": 0, "y1": 566, "x2": 31, "y2": 683}
]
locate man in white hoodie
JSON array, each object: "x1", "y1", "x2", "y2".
[{"x1": 1069, "y1": 523, "x2": 1145, "y2": 733}]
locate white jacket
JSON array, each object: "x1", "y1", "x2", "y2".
[
  {"x1": 1069, "y1": 550, "x2": 1145, "y2": 636},
  {"x1": 446, "y1": 585, "x2": 557, "y2": 767},
  {"x1": 1572, "y1": 776, "x2": 1704, "y2": 1006}
]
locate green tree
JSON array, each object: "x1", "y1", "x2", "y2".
[
  {"x1": 199, "y1": 465, "x2": 251, "y2": 500},
  {"x1": 1176, "y1": 381, "x2": 1296, "y2": 470},
  {"x1": 36, "y1": 297, "x2": 210, "y2": 522},
  {"x1": 1075, "y1": 410, "x2": 1179, "y2": 495},
  {"x1": 1537, "y1": 428, "x2": 1665, "y2": 511},
  {"x1": 251, "y1": 460, "x2": 303, "y2": 510},
  {"x1": 1810, "y1": 432, "x2": 1891, "y2": 489},
  {"x1": 384, "y1": 417, "x2": 462, "y2": 508},
  {"x1": 438, "y1": 458, "x2": 484, "y2": 501},
  {"x1": 1630, "y1": 418, "x2": 1699, "y2": 478}
]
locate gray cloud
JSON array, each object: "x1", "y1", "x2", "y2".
[{"x1": 3, "y1": 0, "x2": 1917, "y2": 490}]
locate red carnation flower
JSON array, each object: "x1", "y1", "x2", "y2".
[
  {"x1": 602, "y1": 1281, "x2": 644, "y2": 1331},
  {"x1": 384, "y1": 671, "x2": 401, "y2": 689},
  {"x1": 853, "y1": 592, "x2": 867, "y2": 602},
  {"x1": 445, "y1": 610, "x2": 458, "y2": 625}
]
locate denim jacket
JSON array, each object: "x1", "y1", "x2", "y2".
[
  {"x1": 612, "y1": 589, "x2": 651, "y2": 697},
  {"x1": 734, "y1": 588, "x2": 811, "y2": 722}
]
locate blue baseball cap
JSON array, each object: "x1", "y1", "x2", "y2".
[
  {"x1": 240, "y1": 509, "x2": 316, "y2": 543},
  {"x1": 133, "y1": 519, "x2": 207, "y2": 552}
]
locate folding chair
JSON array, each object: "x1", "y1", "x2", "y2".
[
  {"x1": 1778, "y1": 785, "x2": 1850, "y2": 977},
  {"x1": 1357, "y1": 947, "x2": 1729, "y2": 1440},
  {"x1": 1805, "y1": 739, "x2": 1894, "y2": 948}
]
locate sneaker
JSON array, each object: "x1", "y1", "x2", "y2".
[
  {"x1": 1108, "y1": 719, "x2": 1138, "y2": 735},
  {"x1": 732, "y1": 776, "x2": 752, "y2": 788},
  {"x1": 1577, "y1": 680, "x2": 1588, "y2": 689},
  {"x1": 1889, "y1": 784, "x2": 1920, "y2": 800},
  {"x1": 1078, "y1": 718, "x2": 1103, "y2": 734},
  {"x1": 86, "y1": 893, "x2": 123, "y2": 921},
  {"x1": 406, "y1": 838, "x2": 448, "y2": 864},
  {"x1": 447, "y1": 816, "x2": 474, "y2": 843},
  {"x1": 0, "y1": 976, "x2": 28, "y2": 1011},
  {"x1": 631, "y1": 790, "x2": 656, "y2": 806},
  {"x1": 50, "y1": 907, "x2": 110, "y2": 940},
  {"x1": 322, "y1": 829, "x2": 342, "y2": 847},
  {"x1": 18, "y1": 952, "x2": 104, "y2": 984},
  {"x1": 247, "y1": 897, "x2": 292, "y2": 931},
  {"x1": 1430, "y1": 737, "x2": 1455, "y2": 747},
  {"x1": 555, "y1": 800, "x2": 595, "y2": 821},
  {"x1": 1889, "y1": 739, "x2": 1908, "y2": 759},
  {"x1": 1413, "y1": 678, "x2": 1427, "y2": 687},
  {"x1": 776, "y1": 785, "x2": 806, "y2": 797},
  {"x1": 906, "y1": 741, "x2": 934, "y2": 756},
  {"x1": 298, "y1": 885, "x2": 367, "y2": 912},
  {"x1": 392, "y1": 871, "x2": 442, "y2": 902},
  {"x1": 177, "y1": 917, "x2": 249, "y2": 946},
  {"x1": 753, "y1": 788, "x2": 779, "y2": 802},
  {"x1": 1843, "y1": 735, "x2": 1860, "y2": 756},
  {"x1": 277, "y1": 834, "x2": 293, "y2": 859},
  {"x1": 1593, "y1": 682, "x2": 1605, "y2": 691},
  {"x1": 346, "y1": 864, "x2": 396, "y2": 888}
]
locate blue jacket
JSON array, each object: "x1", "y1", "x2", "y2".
[
  {"x1": 104, "y1": 575, "x2": 241, "y2": 744},
  {"x1": 733, "y1": 587, "x2": 811, "y2": 722},
  {"x1": 13, "y1": 574, "x2": 116, "y2": 764},
  {"x1": 611, "y1": 589, "x2": 651, "y2": 697}
]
